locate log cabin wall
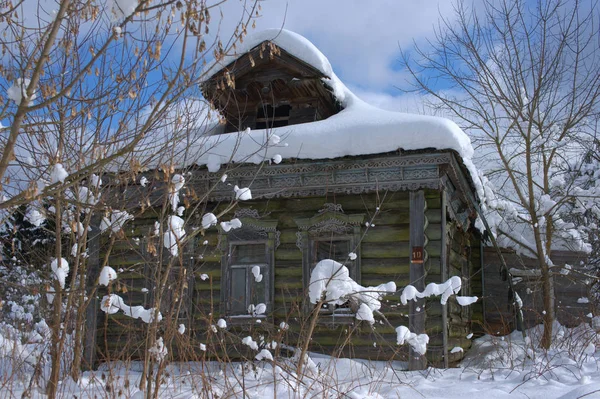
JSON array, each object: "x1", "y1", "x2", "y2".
[
  {"x1": 90, "y1": 152, "x2": 481, "y2": 367},
  {"x1": 480, "y1": 247, "x2": 590, "y2": 335}
]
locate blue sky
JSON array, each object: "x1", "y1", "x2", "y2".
[{"x1": 210, "y1": 0, "x2": 478, "y2": 112}]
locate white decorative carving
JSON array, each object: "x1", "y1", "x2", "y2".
[{"x1": 190, "y1": 153, "x2": 448, "y2": 201}]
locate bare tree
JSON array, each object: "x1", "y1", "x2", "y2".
[
  {"x1": 0, "y1": 0, "x2": 262, "y2": 397},
  {"x1": 401, "y1": 0, "x2": 600, "y2": 348}
]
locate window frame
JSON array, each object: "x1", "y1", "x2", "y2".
[
  {"x1": 226, "y1": 240, "x2": 270, "y2": 316},
  {"x1": 309, "y1": 235, "x2": 357, "y2": 317},
  {"x1": 219, "y1": 214, "x2": 278, "y2": 319},
  {"x1": 294, "y1": 205, "x2": 365, "y2": 321}
]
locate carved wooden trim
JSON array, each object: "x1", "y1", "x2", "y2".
[
  {"x1": 190, "y1": 153, "x2": 446, "y2": 201},
  {"x1": 294, "y1": 207, "x2": 365, "y2": 308}
]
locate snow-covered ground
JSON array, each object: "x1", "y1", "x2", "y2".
[{"x1": 1, "y1": 322, "x2": 598, "y2": 398}]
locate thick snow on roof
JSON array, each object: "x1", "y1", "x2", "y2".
[
  {"x1": 199, "y1": 29, "x2": 483, "y2": 197},
  {"x1": 205, "y1": 29, "x2": 334, "y2": 84}
]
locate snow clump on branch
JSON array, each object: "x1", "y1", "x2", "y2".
[
  {"x1": 50, "y1": 163, "x2": 68, "y2": 184},
  {"x1": 50, "y1": 258, "x2": 69, "y2": 289},
  {"x1": 202, "y1": 213, "x2": 218, "y2": 229},
  {"x1": 164, "y1": 215, "x2": 185, "y2": 256},
  {"x1": 308, "y1": 259, "x2": 396, "y2": 325},
  {"x1": 99, "y1": 266, "x2": 117, "y2": 286},
  {"x1": 100, "y1": 293, "x2": 162, "y2": 323},
  {"x1": 169, "y1": 174, "x2": 185, "y2": 213},
  {"x1": 7, "y1": 78, "x2": 36, "y2": 105},
  {"x1": 220, "y1": 218, "x2": 242, "y2": 232},
  {"x1": 100, "y1": 210, "x2": 134, "y2": 234},
  {"x1": 234, "y1": 185, "x2": 252, "y2": 200},
  {"x1": 400, "y1": 276, "x2": 462, "y2": 306}
]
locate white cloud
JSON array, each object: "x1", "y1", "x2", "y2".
[{"x1": 213, "y1": 1, "x2": 468, "y2": 91}]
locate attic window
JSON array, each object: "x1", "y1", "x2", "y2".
[{"x1": 255, "y1": 104, "x2": 291, "y2": 130}]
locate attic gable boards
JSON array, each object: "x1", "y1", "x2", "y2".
[{"x1": 202, "y1": 41, "x2": 341, "y2": 133}]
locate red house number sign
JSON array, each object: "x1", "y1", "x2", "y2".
[{"x1": 412, "y1": 246, "x2": 424, "y2": 264}]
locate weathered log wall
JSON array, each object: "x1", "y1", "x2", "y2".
[
  {"x1": 480, "y1": 247, "x2": 590, "y2": 335},
  {"x1": 93, "y1": 189, "x2": 480, "y2": 366}
]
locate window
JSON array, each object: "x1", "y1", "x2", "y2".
[
  {"x1": 227, "y1": 242, "x2": 268, "y2": 315},
  {"x1": 310, "y1": 236, "x2": 356, "y2": 316},
  {"x1": 295, "y1": 204, "x2": 365, "y2": 320},
  {"x1": 255, "y1": 104, "x2": 291, "y2": 129},
  {"x1": 220, "y1": 210, "x2": 279, "y2": 317}
]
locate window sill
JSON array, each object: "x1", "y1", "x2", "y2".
[
  {"x1": 224, "y1": 314, "x2": 268, "y2": 328},
  {"x1": 316, "y1": 312, "x2": 356, "y2": 327}
]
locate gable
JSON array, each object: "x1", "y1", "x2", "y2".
[{"x1": 201, "y1": 41, "x2": 342, "y2": 133}]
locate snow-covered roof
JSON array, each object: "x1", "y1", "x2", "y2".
[{"x1": 199, "y1": 29, "x2": 483, "y2": 197}]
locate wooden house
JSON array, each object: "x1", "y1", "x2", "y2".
[{"x1": 85, "y1": 30, "x2": 487, "y2": 370}]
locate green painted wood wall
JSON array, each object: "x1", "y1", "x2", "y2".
[{"x1": 95, "y1": 189, "x2": 479, "y2": 365}]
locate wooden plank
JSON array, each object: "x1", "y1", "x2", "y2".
[
  {"x1": 440, "y1": 191, "x2": 449, "y2": 368},
  {"x1": 409, "y1": 190, "x2": 427, "y2": 370}
]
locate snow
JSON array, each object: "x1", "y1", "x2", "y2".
[
  {"x1": 200, "y1": 273, "x2": 209, "y2": 280},
  {"x1": 220, "y1": 218, "x2": 242, "y2": 232},
  {"x1": 164, "y1": 215, "x2": 186, "y2": 256},
  {"x1": 268, "y1": 134, "x2": 281, "y2": 145},
  {"x1": 356, "y1": 303, "x2": 375, "y2": 324},
  {"x1": 201, "y1": 213, "x2": 217, "y2": 229},
  {"x1": 50, "y1": 257, "x2": 69, "y2": 289},
  {"x1": 456, "y1": 296, "x2": 478, "y2": 306},
  {"x1": 111, "y1": 0, "x2": 137, "y2": 20},
  {"x1": 24, "y1": 206, "x2": 45, "y2": 227},
  {"x1": 349, "y1": 252, "x2": 357, "y2": 260},
  {"x1": 395, "y1": 325, "x2": 429, "y2": 355},
  {"x1": 90, "y1": 174, "x2": 102, "y2": 188},
  {"x1": 242, "y1": 336, "x2": 259, "y2": 350},
  {"x1": 77, "y1": 186, "x2": 98, "y2": 207},
  {"x1": 400, "y1": 276, "x2": 462, "y2": 306},
  {"x1": 248, "y1": 303, "x2": 267, "y2": 316},
  {"x1": 197, "y1": 29, "x2": 482, "y2": 198},
  {"x1": 100, "y1": 294, "x2": 162, "y2": 323},
  {"x1": 272, "y1": 154, "x2": 282, "y2": 164},
  {"x1": 450, "y1": 346, "x2": 464, "y2": 353},
  {"x1": 514, "y1": 292, "x2": 523, "y2": 309},
  {"x1": 2, "y1": 322, "x2": 600, "y2": 399},
  {"x1": 178, "y1": 324, "x2": 186, "y2": 335},
  {"x1": 255, "y1": 349, "x2": 273, "y2": 361},
  {"x1": 50, "y1": 163, "x2": 68, "y2": 184},
  {"x1": 217, "y1": 319, "x2": 227, "y2": 329},
  {"x1": 100, "y1": 210, "x2": 134, "y2": 234},
  {"x1": 577, "y1": 297, "x2": 590, "y2": 304},
  {"x1": 252, "y1": 265, "x2": 263, "y2": 283},
  {"x1": 148, "y1": 337, "x2": 168, "y2": 362},
  {"x1": 7, "y1": 78, "x2": 36, "y2": 104},
  {"x1": 279, "y1": 322, "x2": 289, "y2": 330},
  {"x1": 169, "y1": 174, "x2": 185, "y2": 212},
  {"x1": 140, "y1": 176, "x2": 148, "y2": 187},
  {"x1": 234, "y1": 185, "x2": 252, "y2": 201},
  {"x1": 206, "y1": 154, "x2": 222, "y2": 173},
  {"x1": 309, "y1": 259, "x2": 396, "y2": 325},
  {"x1": 98, "y1": 266, "x2": 117, "y2": 286}
]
